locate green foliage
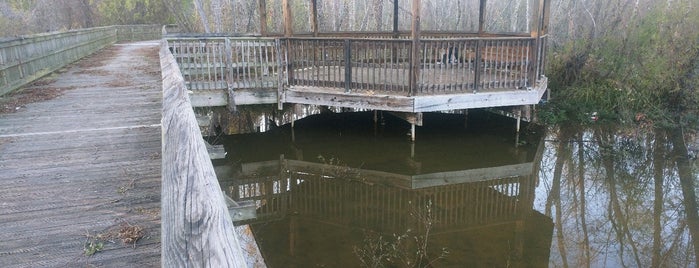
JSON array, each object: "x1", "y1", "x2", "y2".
[
  {"x1": 96, "y1": 0, "x2": 173, "y2": 25},
  {"x1": 544, "y1": 1, "x2": 699, "y2": 129}
]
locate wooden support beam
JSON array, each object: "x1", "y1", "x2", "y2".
[
  {"x1": 259, "y1": 0, "x2": 268, "y2": 36},
  {"x1": 283, "y1": 0, "x2": 293, "y2": 37},
  {"x1": 388, "y1": 112, "x2": 423, "y2": 126},
  {"x1": 410, "y1": 123, "x2": 416, "y2": 142}
]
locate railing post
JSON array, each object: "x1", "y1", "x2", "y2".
[
  {"x1": 344, "y1": 39, "x2": 352, "y2": 93},
  {"x1": 528, "y1": 38, "x2": 537, "y2": 88},
  {"x1": 276, "y1": 39, "x2": 285, "y2": 110},
  {"x1": 224, "y1": 38, "x2": 237, "y2": 112},
  {"x1": 286, "y1": 39, "x2": 294, "y2": 87},
  {"x1": 473, "y1": 40, "x2": 482, "y2": 92}
]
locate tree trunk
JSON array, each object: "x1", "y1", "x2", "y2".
[
  {"x1": 670, "y1": 128, "x2": 699, "y2": 266},
  {"x1": 652, "y1": 130, "x2": 666, "y2": 268}
]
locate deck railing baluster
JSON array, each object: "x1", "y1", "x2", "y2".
[{"x1": 344, "y1": 39, "x2": 352, "y2": 93}]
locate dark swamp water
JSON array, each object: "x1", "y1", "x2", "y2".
[{"x1": 210, "y1": 109, "x2": 699, "y2": 267}]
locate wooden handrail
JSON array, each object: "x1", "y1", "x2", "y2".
[
  {"x1": 0, "y1": 25, "x2": 161, "y2": 96},
  {"x1": 160, "y1": 40, "x2": 248, "y2": 267}
]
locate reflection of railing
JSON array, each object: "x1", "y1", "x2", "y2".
[
  {"x1": 166, "y1": 34, "x2": 546, "y2": 97},
  {"x1": 225, "y1": 157, "x2": 537, "y2": 232}
]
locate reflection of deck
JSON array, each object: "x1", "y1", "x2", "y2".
[
  {"x1": 221, "y1": 158, "x2": 537, "y2": 227},
  {"x1": 217, "y1": 127, "x2": 544, "y2": 226}
]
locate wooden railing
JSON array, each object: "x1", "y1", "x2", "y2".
[
  {"x1": 168, "y1": 37, "x2": 283, "y2": 93},
  {"x1": 0, "y1": 25, "x2": 162, "y2": 96},
  {"x1": 160, "y1": 40, "x2": 248, "y2": 267},
  {"x1": 114, "y1": 25, "x2": 162, "y2": 42},
  {"x1": 167, "y1": 34, "x2": 545, "y2": 99}
]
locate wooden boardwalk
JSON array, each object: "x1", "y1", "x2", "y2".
[{"x1": 0, "y1": 41, "x2": 162, "y2": 267}]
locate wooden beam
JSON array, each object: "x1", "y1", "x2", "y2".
[
  {"x1": 388, "y1": 112, "x2": 423, "y2": 126},
  {"x1": 411, "y1": 163, "x2": 533, "y2": 189},
  {"x1": 409, "y1": 0, "x2": 421, "y2": 96},
  {"x1": 284, "y1": 87, "x2": 414, "y2": 112},
  {"x1": 542, "y1": 0, "x2": 552, "y2": 35},
  {"x1": 413, "y1": 81, "x2": 548, "y2": 112},
  {"x1": 259, "y1": 0, "x2": 268, "y2": 36},
  {"x1": 189, "y1": 88, "x2": 279, "y2": 108},
  {"x1": 283, "y1": 0, "x2": 293, "y2": 37},
  {"x1": 530, "y1": 0, "x2": 542, "y2": 36}
]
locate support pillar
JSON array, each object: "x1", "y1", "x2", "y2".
[
  {"x1": 410, "y1": 123, "x2": 416, "y2": 142},
  {"x1": 516, "y1": 109, "x2": 522, "y2": 133}
]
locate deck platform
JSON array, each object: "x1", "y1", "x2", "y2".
[{"x1": 0, "y1": 41, "x2": 162, "y2": 267}]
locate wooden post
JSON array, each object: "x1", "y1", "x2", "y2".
[
  {"x1": 478, "y1": 0, "x2": 487, "y2": 34},
  {"x1": 310, "y1": 0, "x2": 319, "y2": 37},
  {"x1": 516, "y1": 109, "x2": 522, "y2": 133},
  {"x1": 283, "y1": 0, "x2": 293, "y2": 37},
  {"x1": 259, "y1": 0, "x2": 267, "y2": 36},
  {"x1": 393, "y1": 0, "x2": 399, "y2": 36},
  {"x1": 529, "y1": 0, "x2": 542, "y2": 86},
  {"x1": 409, "y1": 0, "x2": 421, "y2": 97},
  {"x1": 410, "y1": 123, "x2": 416, "y2": 142}
]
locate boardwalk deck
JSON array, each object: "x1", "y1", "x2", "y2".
[{"x1": 0, "y1": 41, "x2": 162, "y2": 267}]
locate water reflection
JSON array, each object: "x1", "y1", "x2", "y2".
[
  {"x1": 536, "y1": 127, "x2": 699, "y2": 267},
  {"x1": 214, "y1": 111, "x2": 553, "y2": 267}
]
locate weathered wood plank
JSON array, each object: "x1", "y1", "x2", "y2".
[
  {"x1": 413, "y1": 84, "x2": 547, "y2": 112},
  {"x1": 0, "y1": 41, "x2": 162, "y2": 268},
  {"x1": 160, "y1": 40, "x2": 248, "y2": 267},
  {"x1": 285, "y1": 86, "x2": 414, "y2": 112},
  {"x1": 411, "y1": 163, "x2": 533, "y2": 189}
]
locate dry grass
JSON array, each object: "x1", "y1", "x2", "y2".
[
  {"x1": 84, "y1": 221, "x2": 147, "y2": 256},
  {"x1": 134, "y1": 46, "x2": 161, "y2": 77}
]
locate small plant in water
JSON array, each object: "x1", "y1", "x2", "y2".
[{"x1": 353, "y1": 200, "x2": 449, "y2": 268}]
